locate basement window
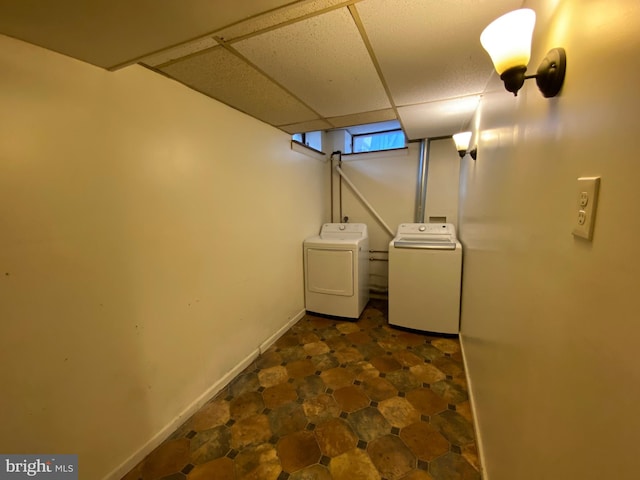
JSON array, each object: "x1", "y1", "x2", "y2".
[
  {"x1": 291, "y1": 131, "x2": 325, "y2": 161},
  {"x1": 352, "y1": 129, "x2": 405, "y2": 153},
  {"x1": 292, "y1": 131, "x2": 322, "y2": 151}
]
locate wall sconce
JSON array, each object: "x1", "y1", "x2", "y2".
[
  {"x1": 480, "y1": 8, "x2": 566, "y2": 97},
  {"x1": 453, "y1": 131, "x2": 477, "y2": 160}
]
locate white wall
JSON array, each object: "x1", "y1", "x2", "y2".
[
  {"x1": 0, "y1": 35, "x2": 326, "y2": 479},
  {"x1": 328, "y1": 139, "x2": 460, "y2": 292},
  {"x1": 425, "y1": 139, "x2": 461, "y2": 227},
  {"x1": 331, "y1": 144, "x2": 418, "y2": 292},
  {"x1": 458, "y1": 1, "x2": 640, "y2": 479}
]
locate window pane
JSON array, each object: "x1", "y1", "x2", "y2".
[
  {"x1": 291, "y1": 131, "x2": 322, "y2": 151},
  {"x1": 353, "y1": 130, "x2": 405, "y2": 153},
  {"x1": 305, "y1": 131, "x2": 322, "y2": 151}
]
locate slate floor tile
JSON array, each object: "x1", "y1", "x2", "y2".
[{"x1": 122, "y1": 300, "x2": 479, "y2": 480}]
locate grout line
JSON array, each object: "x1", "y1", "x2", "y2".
[
  {"x1": 260, "y1": 308, "x2": 307, "y2": 353},
  {"x1": 103, "y1": 309, "x2": 304, "y2": 480},
  {"x1": 102, "y1": 346, "x2": 260, "y2": 480}
]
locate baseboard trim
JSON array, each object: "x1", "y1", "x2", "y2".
[
  {"x1": 103, "y1": 308, "x2": 306, "y2": 480},
  {"x1": 459, "y1": 333, "x2": 489, "y2": 480},
  {"x1": 259, "y1": 308, "x2": 306, "y2": 354}
]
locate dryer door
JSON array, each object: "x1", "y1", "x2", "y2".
[{"x1": 306, "y1": 248, "x2": 354, "y2": 296}]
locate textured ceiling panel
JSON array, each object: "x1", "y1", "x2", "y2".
[
  {"x1": 327, "y1": 109, "x2": 397, "y2": 129},
  {"x1": 356, "y1": 0, "x2": 523, "y2": 106},
  {"x1": 160, "y1": 47, "x2": 319, "y2": 126},
  {"x1": 233, "y1": 7, "x2": 390, "y2": 118},
  {"x1": 142, "y1": 37, "x2": 218, "y2": 67},
  {"x1": 279, "y1": 119, "x2": 334, "y2": 134},
  {"x1": 1, "y1": 0, "x2": 511, "y2": 138},
  {"x1": 217, "y1": 0, "x2": 350, "y2": 41},
  {"x1": 398, "y1": 95, "x2": 481, "y2": 141},
  {"x1": 0, "y1": 0, "x2": 297, "y2": 68}
]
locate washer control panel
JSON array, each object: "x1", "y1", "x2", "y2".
[{"x1": 396, "y1": 223, "x2": 456, "y2": 237}]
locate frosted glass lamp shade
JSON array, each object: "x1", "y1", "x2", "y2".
[
  {"x1": 480, "y1": 8, "x2": 566, "y2": 98},
  {"x1": 480, "y1": 9, "x2": 536, "y2": 75},
  {"x1": 453, "y1": 131, "x2": 476, "y2": 159},
  {"x1": 453, "y1": 132, "x2": 472, "y2": 152}
]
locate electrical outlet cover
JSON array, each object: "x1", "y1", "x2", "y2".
[{"x1": 572, "y1": 177, "x2": 600, "y2": 240}]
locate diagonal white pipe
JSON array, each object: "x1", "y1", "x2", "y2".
[{"x1": 335, "y1": 164, "x2": 395, "y2": 237}]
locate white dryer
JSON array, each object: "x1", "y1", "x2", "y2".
[
  {"x1": 388, "y1": 223, "x2": 462, "y2": 334},
  {"x1": 304, "y1": 223, "x2": 369, "y2": 319}
]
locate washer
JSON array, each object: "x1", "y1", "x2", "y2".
[
  {"x1": 388, "y1": 223, "x2": 462, "y2": 333},
  {"x1": 304, "y1": 223, "x2": 369, "y2": 319}
]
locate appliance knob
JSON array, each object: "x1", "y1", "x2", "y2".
[
  {"x1": 339, "y1": 225, "x2": 346, "y2": 230},
  {"x1": 419, "y1": 225, "x2": 426, "y2": 231}
]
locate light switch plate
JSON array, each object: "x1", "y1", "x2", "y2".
[{"x1": 572, "y1": 176, "x2": 600, "y2": 240}]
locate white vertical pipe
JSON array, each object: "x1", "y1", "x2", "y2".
[
  {"x1": 415, "y1": 139, "x2": 430, "y2": 223},
  {"x1": 334, "y1": 164, "x2": 395, "y2": 237}
]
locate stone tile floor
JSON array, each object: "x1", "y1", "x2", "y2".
[{"x1": 123, "y1": 300, "x2": 480, "y2": 480}]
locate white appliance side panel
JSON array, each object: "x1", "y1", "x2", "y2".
[
  {"x1": 306, "y1": 248, "x2": 354, "y2": 296},
  {"x1": 388, "y1": 246, "x2": 462, "y2": 333}
]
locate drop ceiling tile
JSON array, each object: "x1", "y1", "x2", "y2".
[
  {"x1": 160, "y1": 46, "x2": 318, "y2": 126},
  {"x1": 398, "y1": 96, "x2": 480, "y2": 141},
  {"x1": 141, "y1": 37, "x2": 219, "y2": 67},
  {"x1": 279, "y1": 119, "x2": 334, "y2": 134},
  {"x1": 216, "y1": 0, "x2": 349, "y2": 41},
  {"x1": 0, "y1": 0, "x2": 299, "y2": 68},
  {"x1": 327, "y1": 109, "x2": 397, "y2": 129},
  {"x1": 233, "y1": 7, "x2": 390, "y2": 118},
  {"x1": 356, "y1": 0, "x2": 522, "y2": 105}
]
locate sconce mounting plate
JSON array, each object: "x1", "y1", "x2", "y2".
[{"x1": 535, "y1": 47, "x2": 566, "y2": 98}]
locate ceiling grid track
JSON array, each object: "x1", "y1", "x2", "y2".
[
  {"x1": 347, "y1": 4, "x2": 405, "y2": 137},
  {"x1": 3, "y1": 0, "x2": 525, "y2": 137},
  {"x1": 152, "y1": 43, "x2": 219, "y2": 70},
  {"x1": 140, "y1": 61, "x2": 299, "y2": 126},
  {"x1": 110, "y1": 0, "x2": 315, "y2": 70},
  {"x1": 214, "y1": 36, "x2": 329, "y2": 128},
  {"x1": 223, "y1": 0, "x2": 365, "y2": 45},
  {"x1": 142, "y1": 0, "x2": 365, "y2": 70}
]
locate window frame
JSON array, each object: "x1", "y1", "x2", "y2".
[{"x1": 351, "y1": 128, "x2": 406, "y2": 154}]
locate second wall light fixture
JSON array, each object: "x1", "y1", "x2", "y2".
[
  {"x1": 453, "y1": 131, "x2": 477, "y2": 160},
  {"x1": 480, "y1": 8, "x2": 566, "y2": 97}
]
